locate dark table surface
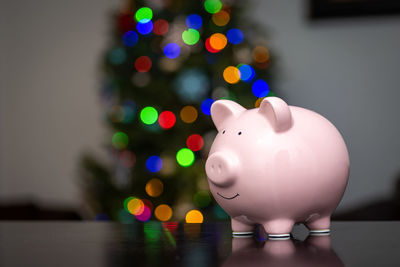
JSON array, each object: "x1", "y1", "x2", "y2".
[{"x1": 0, "y1": 221, "x2": 399, "y2": 266}]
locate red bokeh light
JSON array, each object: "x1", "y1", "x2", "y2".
[
  {"x1": 205, "y1": 38, "x2": 220, "y2": 53},
  {"x1": 135, "y1": 56, "x2": 152, "y2": 72},
  {"x1": 120, "y1": 150, "x2": 136, "y2": 168},
  {"x1": 158, "y1": 111, "x2": 176, "y2": 129},
  {"x1": 162, "y1": 221, "x2": 179, "y2": 233},
  {"x1": 117, "y1": 13, "x2": 134, "y2": 33},
  {"x1": 141, "y1": 199, "x2": 154, "y2": 212},
  {"x1": 153, "y1": 19, "x2": 169, "y2": 36},
  {"x1": 186, "y1": 134, "x2": 204, "y2": 151}
]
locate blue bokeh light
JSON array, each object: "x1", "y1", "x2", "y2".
[
  {"x1": 201, "y1": 98, "x2": 215, "y2": 115},
  {"x1": 238, "y1": 64, "x2": 255, "y2": 81},
  {"x1": 146, "y1": 155, "x2": 163, "y2": 172},
  {"x1": 137, "y1": 20, "x2": 153, "y2": 35},
  {"x1": 174, "y1": 68, "x2": 209, "y2": 103},
  {"x1": 186, "y1": 14, "x2": 203, "y2": 29},
  {"x1": 164, "y1": 43, "x2": 181, "y2": 59},
  {"x1": 252, "y1": 79, "x2": 270, "y2": 98},
  {"x1": 122, "y1": 100, "x2": 137, "y2": 124},
  {"x1": 108, "y1": 47, "x2": 127, "y2": 65},
  {"x1": 122, "y1": 31, "x2": 139, "y2": 47},
  {"x1": 227, "y1": 28, "x2": 244, "y2": 44}
]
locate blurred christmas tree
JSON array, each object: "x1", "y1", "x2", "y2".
[{"x1": 81, "y1": 0, "x2": 276, "y2": 223}]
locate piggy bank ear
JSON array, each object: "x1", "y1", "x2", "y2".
[
  {"x1": 210, "y1": 100, "x2": 246, "y2": 131},
  {"x1": 259, "y1": 97, "x2": 292, "y2": 132}
]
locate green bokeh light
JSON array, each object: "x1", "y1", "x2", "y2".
[
  {"x1": 140, "y1": 106, "x2": 158, "y2": 125},
  {"x1": 123, "y1": 196, "x2": 135, "y2": 212},
  {"x1": 112, "y1": 132, "x2": 129, "y2": 149},
  {"x1": 193, "y1": 191, "x2": 212, "y2": 208},
  {"x1": 204, "y1": 0, "x2": 222, "y2": 14},
  {"x1": 176, "y1": 148, "x2": 195, "y2": 167},
  {"x1": 135, "y1": 7, "x2": 153, "y2": 22},
  {"x1": 182, "y1": 29, "x2": 200, "y2": 45}
]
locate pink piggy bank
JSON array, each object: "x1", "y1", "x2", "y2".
[{"x1": 205, "y1": 97, "x2": 349, "y2": 240}]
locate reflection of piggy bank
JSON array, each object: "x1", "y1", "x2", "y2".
[
  {"x1": 205, "y1": 97, "x2": 349, "y2": 239},
  {"x1": 222, "y1": 235, "x2": 344, "y2": 267}
]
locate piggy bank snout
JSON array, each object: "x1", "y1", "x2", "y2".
[{"x1": 206, "y1": 152, "x2": 238, "y2": 187}]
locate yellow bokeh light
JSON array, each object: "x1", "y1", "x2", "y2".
[
  {"x1": 212, "y1": 10, "x2": 230, "y2": 26},
  {"x1": 255, "y1": 97, "x2": 266, "y2": 108},
  {"x1": 209, "y1": 33, "x2": 227, "y2": 50},
  {"x1": 180, "y1": 105, "x2": 198, "y2": 123},
  {"x1": 185, "y1": 209, "x2": 204, "y2": 223},
  {"x1": 155, "y1": 204, "x2": 173, "y2": 221},
  {"x1": 145, "y1": 178, "x2": 164, "y2": 197},
  {"x1": 223, "y1": 66, "x2": 241, "y2": 84},
  {"x1": 253, "y1": 46, "x2": 270, "y2": 63},
  {"x1": 127, "y1": 198, "x2": 144, "y2": 215}
]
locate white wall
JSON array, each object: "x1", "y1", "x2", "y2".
[
  {"x1": 1, "y1": 0, "x2": 399, "y2": 213},
  {"x1": 0, "y1": 0, "x2": 114, "y2": 208},
  {"x1": 250, "y1": 0, "x2": 400, "y2": 210}
]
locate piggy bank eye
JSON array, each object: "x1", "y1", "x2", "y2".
[
  {"x1": 238, "y1": 131, "x2": 242, "y2": 135},
  {"x1": 222, "y1": 130, "x2": 226, "y2": 134}
]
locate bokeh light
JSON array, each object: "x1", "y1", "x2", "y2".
[
  {"x1": 174, "y1": 69, "x2": 209, "y2": 102},
  {"x1": 132, "y1": 72, "x2": 150, "y2": 87},
  {"x1": 182, "y1": 29, "x2": 200, "y2": 45},
  {"x1": 213, "y1": 204, "x2": 229, "y2": 219},
  {"x1": 153, "y1": 19, "x2": 169, "y2": 35},
  {"x1": 253, "y1": 46, "x2": 270, "y2": 63},
  {"x1": 201, "y1": 98, "x2": 214, "y2": 115},
  {"x1": 164, "y1": 43, "x2": 181, "y2": 59},
  {"x1": 193, "y1": 191, "x2": 212, "y2": 208},
  {"x1": 135, "y1": 7, "x2": 153, "y2": 22},
  {"x1": 127, "y1": 198, "x2": 144, "y2": 215},
  {"x1": 140, "y1": 106, "x2": 158, "y2": 125},
  {"x1": 121, "y1": 100, "x2": 137, "y2": 123},
  {"x1": 155, "y1": 204, "x2": 173, "y2": 221},
  {"x1": 209, "y1": 33, "x2": 227, "y2": 50},
  {"x1": 160, "y1": 156, "x2": 176, "y2": 176},
  {"x1": 120, "y1": 150, "x2": 136, "y2": 168},
  {"x1": 158, "y1": 111, "x2": 176, "y2": 129},
  {"x1": 112, "y1": 132, "x2": 129, "y2": 149},
  {"x1": 108, "y1": 47, "x2": 126, "y2": 65},
  {"x1": 136, "y1": 205, "x2": 151, "y2": 222},
  {"x1": 252, "y1": 79, "x2": 270, "y2": 98},
  {"x1": 163, "y1": 221, "x2": 178, "y2": 232},
  {"x1": 146, "y1": 156, "x2": 163, "y2": 172},
  {"x1": 204, "y1": 0, "x2": 222, "y2": 14},
  {"x1": 186, "y1": 14, "x2": 203, "y2": 29},
  {"x1": 186, "y1": 134, "x2": 204, "y2": 151},
  {"x1": 122, "y1": 31, "x2": 139, "y2": 47},
  {"x1": 238, "y1": 64, "x2": 255, "y2": 81},
  {"x1": 135, "y1": 56, "x2": 152, "y2": 72},
  {"x1": 145, "y1": 178, "x2": 164, "y2": 197},
  {"x1": 141, "y1": 199, "x2": 154, "y2": 212},
  {"x1": 123, "y1": 196, "x2": 135, "y2": 212},
  {"x1": 185, "y1": 209, "x2": 204, "y2": 223},
  {"x1": 212, "y1": 10, "x2": 230, "y2": 26},
  {"x1": 223, "y1": 66, "x2": 241, "y2": 84},
  {"x1": 227, "y1": 28, "x2": 244, "y2": 44},
  {"x1": 176, "y1": 148, "x2": 195, "y2": 167},
  {"x1": 180, "y1": 106, "x2": 198, "y2": 123},
  {"x1": 137, "y1": 20, "x2": 153, "y2": 35},
  {"x1": 205, "y1": 37, "x2": 220, "y2": 53}
]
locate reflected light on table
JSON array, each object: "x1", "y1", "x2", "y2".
[{"x1": 222, "y1": 234, "x2": 344, "y2": 267}]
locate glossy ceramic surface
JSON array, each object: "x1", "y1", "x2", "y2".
[{"x1": 206, "y1": 97, "x2": 350, "y2": 236}]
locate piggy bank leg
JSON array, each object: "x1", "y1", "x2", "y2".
[
  {"x1": 306, "y1": 216, "x2": 331, "y2": 236},
  {"x1": 262, "y1": 219, "x2": 294, "y2": 240},
  {"x1": 231, "y1": 218, "x2": 255, "y2": 237}
]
